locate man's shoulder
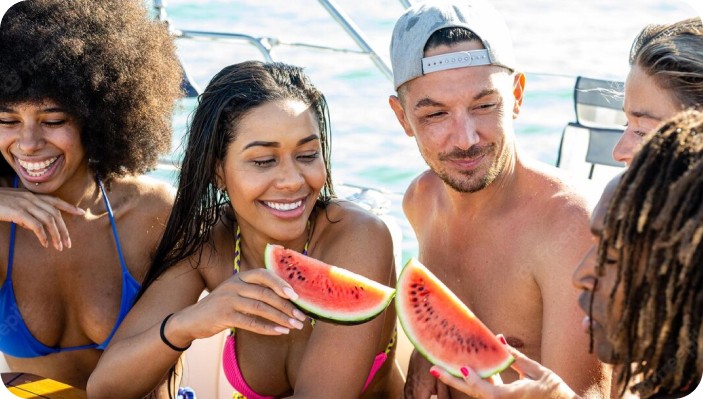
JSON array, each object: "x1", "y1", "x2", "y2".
[
  {"x1": 404, "y1": 170, "x2": 443, "y2": 203},
  {"x1": 403, "y1": 170, "x2": 443, "y2": 220},
  {"x1": 519, "y1": 160, "x2": 591, "y2": 230}
]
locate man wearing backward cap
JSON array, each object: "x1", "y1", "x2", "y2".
[{"x1": 388, "y1": 1, "x2": 610, "y2": 397}]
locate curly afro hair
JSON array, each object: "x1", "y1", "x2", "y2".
[{"x1": 0, "y1": 0, "x2": 183, "y2": 180}]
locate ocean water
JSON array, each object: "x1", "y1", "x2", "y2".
[{"x1": 155, "y1": 0, "x2": 699, "y2": 263}]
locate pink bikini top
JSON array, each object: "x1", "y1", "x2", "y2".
[
  {"x1": 221, "y1": 226, "x2": 394, "y2": 398},
  {"x1": 222, "y1": 330, "x2": 393, "y2": 399}
]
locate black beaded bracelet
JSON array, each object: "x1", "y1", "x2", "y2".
[{"x1": 159, "y1": 313, "x2": 191, "y2": 352}]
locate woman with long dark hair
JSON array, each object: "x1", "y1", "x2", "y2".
[{"x1": 89, "y1": 61, "x2": 402, "y2": 398}]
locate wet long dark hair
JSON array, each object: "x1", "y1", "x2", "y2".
[
  {"x1": 140, "y1": 61, "x2": 335, "y2": 294},
  {"x1": 596, "y1": 109, "x2": 703, "y2": 397}
]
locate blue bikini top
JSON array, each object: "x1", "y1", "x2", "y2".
[{"x1": 0, "y1": 177, "x2": 141, "y2": 358}]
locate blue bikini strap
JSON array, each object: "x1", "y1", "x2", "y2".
[
  {"x1": 7, "y1": 176, "x2": 19, "y2": 277},
  {"x1": 97, "y1": 179, "x2": 129, "y2": 273}
]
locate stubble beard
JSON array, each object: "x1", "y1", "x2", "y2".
[{"x1": 428, "y1": 143, "x2": 508, "y2": 193}]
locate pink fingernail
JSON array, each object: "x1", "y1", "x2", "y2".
[
  {"x1": 429, "y1": 369, "x2": 440, "y2": 378},
  {"x1": 273, "y1": 326, "x2": 290, "y2": 334},
  {"x1": 283, "y1": 286, "x2": 299, "y2": 300},
  {"x1": 461, "y1": 367, "x2": 469, "y2": 377},
  {"x1": 293, "y1": 309, "x2": 306, "y2": 322}
]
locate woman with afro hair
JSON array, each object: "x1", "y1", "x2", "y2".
[{"x1": 0, "y1": 0, "x2": 182, "y2": 389}]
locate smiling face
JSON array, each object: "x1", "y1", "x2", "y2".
[
  {"x1": 612, "y1": 64, "x2": 682, "y2": 165},
  {"x1": 218, "y1": 99, "x2": 326, "y2": 243},
  {"x1": 389, "y1": 40, "x2": 523, "y2": 193},
  {"x1": 572, "y1": 176, "x2": 625, "y2": 363},
  {"x1": 0, "y1": 100, "x2": 88, "y2": 192}
]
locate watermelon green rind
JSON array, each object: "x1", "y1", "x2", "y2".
[
  {"x1": 264, "y1": 244, "x2": 396, "y2": 326},
  {"x1": 396, "y1": 258, "x2": 515, "y2": 379}
]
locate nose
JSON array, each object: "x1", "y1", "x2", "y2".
[
  {"x1": 275, "y1": 158, "x2": 305, "y2": 192},
  {"x1": 16, "y1": 121, "x2": 45, "y2": 154},
  {"x1": 612, "y1": 130, "x2": 637, "y2": 166},
  {"x1": 573, "y1": 245, "x2": 598, "y2": 291},
  {"x1": 453, "y1": 114, "x2": 480, "y2": 150}
]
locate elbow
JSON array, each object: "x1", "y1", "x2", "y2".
[{"x1": 86, "y1": 369, "x2": 116, "y2": 399}]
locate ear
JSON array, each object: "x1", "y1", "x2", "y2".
[
  {"x1": 389, "y1": 95, "x2": 415, "y2": 138},
  {"x1": 511, "y1": 72, "x2": 526, "y2": 119},
  {"x1": 215, "y1": 163, "x2": 226, "y2": 191}
]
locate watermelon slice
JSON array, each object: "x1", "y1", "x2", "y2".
[
  {"x1": 264, "y1": 244, "x2": 395, "y2": 325},
  {"x1": 396, "y1": 258, "x2": 514, "y2": 378}
]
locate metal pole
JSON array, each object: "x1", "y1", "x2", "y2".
[{"x1": 317, "y1": 0, "x2": 393, "y2": 81}]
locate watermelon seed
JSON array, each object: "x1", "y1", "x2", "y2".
[{"x1": 288, "y1": 272, "x2": 295, "y2": 279}]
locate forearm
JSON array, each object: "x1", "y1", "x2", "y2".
[{"x1": 87, "y1": 317, "x2": 190, "y2": 398}]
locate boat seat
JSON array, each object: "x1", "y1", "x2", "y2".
[
  {"x1": 179, "y1": 58, "x2": 200, "y2": 98},
  {"x1": 556, "y1": 76, "x2": 626, "y2": 179}
]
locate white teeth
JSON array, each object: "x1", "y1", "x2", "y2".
[
  {"x1": 265, "y1": 200, "x2": 303, "y2": 211},
  {"x1": 18, "y1": 156, "x2": 58, "y2": 176}
]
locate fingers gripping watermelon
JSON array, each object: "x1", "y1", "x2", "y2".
[
  {"x1": 396, "y1": 258, "x2": 514, "y2": 378},
  {"x1": 264, "y1": 244, "x2": 395, "y2": 325}
]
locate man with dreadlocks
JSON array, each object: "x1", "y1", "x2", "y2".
[{"x1": 430, "y1": 109, "x2": 703, "y2": 398}]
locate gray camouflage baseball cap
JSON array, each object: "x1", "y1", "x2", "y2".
[{"x1": 390, "y1": 0, "x2": 516, "y2": 90}]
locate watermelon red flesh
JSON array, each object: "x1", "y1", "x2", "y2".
[
  {"x1": 264, "y1": 244, "x2": 395, "y2": 325},
  {"x1": 396, "y1": 258, "x2": 514, "y2": 378}
]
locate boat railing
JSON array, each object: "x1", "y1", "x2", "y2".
[{"x1": 152, "y1": 0, "x2": 407, "y2": 84}]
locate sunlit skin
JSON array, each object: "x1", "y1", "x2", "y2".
[
  {"x1": 217, "y1": 99, "x2": 327, "y2": 250},
  {"x1": 428, "y1": 177, "x2": 626, "y2": 398},
  {"x1": 612, "y1": 64, "x2": 682, "y2": 165}
]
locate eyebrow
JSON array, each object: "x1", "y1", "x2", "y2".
[
  {"x1": 625, "y1": 109, "x2": 661, "y2": 120},
  {"x1": 242, "y1": 134, "x2": 319, "y2": 150},
  {"x1": 413, "y1": 88, "x2": 499, "y2": 110}
]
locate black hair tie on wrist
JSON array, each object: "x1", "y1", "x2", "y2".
[{"x1": 160, "y1": 313, "x2": 191, "y2": 352}]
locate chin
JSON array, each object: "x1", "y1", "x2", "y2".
[{"x1": 594, "y1": 339, "x2": 619, "y2": 364}]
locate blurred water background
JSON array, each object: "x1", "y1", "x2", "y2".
[{"x1": 152, "y1": 0, "x2": 699, "y2": 264}]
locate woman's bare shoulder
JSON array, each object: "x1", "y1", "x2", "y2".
[
  {"x1": 311, "y1": 200, "x2": 394, "y2": 280},
  {"x1": 109, "y1": 175, "x2": 174, "y2": 217}
]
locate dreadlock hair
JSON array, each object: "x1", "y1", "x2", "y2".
[
  {"x1": 597, "y1": 109, "x2": 703, "y2": 397},
  {"x1": 140, "y1": 61, "x2": 335, "y2": 296},
  {"x1": 630, "y1": 17, "x2": 703, "y2": 110}
]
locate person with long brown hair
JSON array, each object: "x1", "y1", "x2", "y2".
[
  {"x1": 89, "y1": 61, "x2": 403, "y2": 399},
  {"x1": 613, "y1": 17, "x2": 703, "y2": 165}
]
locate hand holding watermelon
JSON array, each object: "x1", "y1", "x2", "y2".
[
  {"x1": 396, "y1": 258, "x2": 514, "y2": 379},
  {"x1": 170, "y1": 268, "x2": 308, "y2": 340},
  {"x1": 429, "y1": 343, "x2": 579, "y2": 399}
]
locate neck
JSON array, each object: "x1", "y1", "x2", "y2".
[
  {"x1": 20, "y1": 162, "x2": 100, "y2": 208},
  {"x1": 235, "y1": 220, "x2": 311, "y2": 270}
]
